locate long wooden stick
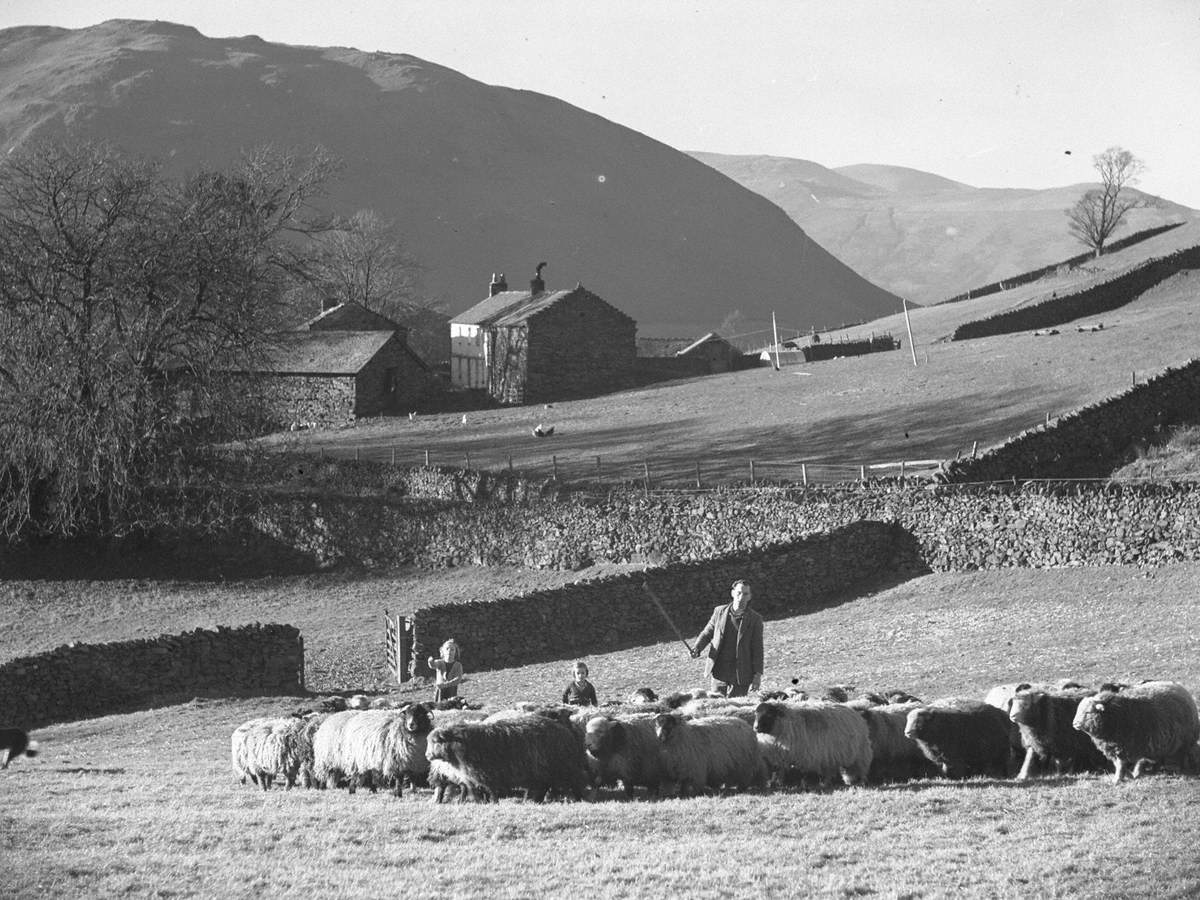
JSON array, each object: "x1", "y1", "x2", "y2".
[{"x1": 641, "y1": 581, "x2": 694, "y2": 655}]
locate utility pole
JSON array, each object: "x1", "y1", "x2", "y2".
[
  {"x1": 771, "y1": 310, "x2": 782, "y2": 371},
  {"x1": 902, "y1": 297, "x2": 918, "y2": 367}
]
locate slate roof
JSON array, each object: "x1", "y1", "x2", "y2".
[
  {"x1": 452, "y1": 286, "x2": 635, "y2": 329},
  {"x1": 301, "y1": 301, "x2": 407, "y2": 333},
  {"x1": 252, "y1": 331, "x2": 395, "y2": 375},
  {"x1": 676, "y1": 332, "x2": 736, "y2": 356}
]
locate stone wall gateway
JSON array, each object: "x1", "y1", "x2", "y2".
[{"x1": 0, "y1": 624, "x2": 304, "y2": 730}]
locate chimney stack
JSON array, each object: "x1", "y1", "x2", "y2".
[
  {"x1": 530, "y1": 261, "x2": 547, "y2": 295},
  {"x1": 489, "y1": 272, "x2": 508, "y2": 297}
]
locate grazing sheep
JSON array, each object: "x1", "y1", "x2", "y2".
[
  {"x1": 678, "y1": 696, "x2": 759, "y2": 719},
  {"x1": 753, "y1": 701, "x2": 873, "y2": 786},
  {"x1": 859, "y1": 703, "x2": 937, "y2": 783},
  {"x1": 653, "y1": 713, "x2": 765, "y2": 797},
  {"x1": 313, "y1": 705, "x2": 433, "y2": 796},
  {"x1": 428, "y1": 757, "x2": 487, "y2": 803},
  {"x1": 1, "y1": 727, "x2": 39, "y2": 769},
  {"x1": 1072, "y1": 681, "x2": 1200, "y2": 782},
  {"x1": 584, "y1": 714, "x2": 668, "y2": 797},
  {"x1": 984, "y1": 681, "x2": 1082, "y2": 715},
  {"x1": 904, "y1": 698, "x2": 1018, "y2": 779},
  {"x1": 231, "y1": 717, "x2": 292, "y2": 789},
  {"x1": 1008, "y1": 688, "x2": 1109, "y2": 780},
  {"x1": 628, "y1": 688, "x2": 658, "y2": 704},
  {"x1": 425, "y1": 712, "x2": 590, "y2": 803}
]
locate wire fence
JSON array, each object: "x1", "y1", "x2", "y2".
[{"x1": 313, "y1": 444, "x2": 946, "y2": 488}]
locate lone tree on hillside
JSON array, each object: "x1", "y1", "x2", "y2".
[
  {"x1": 0, "y1": 140, "x2": 335, "y2": 541},
  {"x1": 1066, "y1": 146, "x2": 1148, "y2": 258}
]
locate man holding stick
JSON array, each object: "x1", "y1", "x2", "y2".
[{"x1": 690, "y1": 579, "x2": 763, "y2": 697}]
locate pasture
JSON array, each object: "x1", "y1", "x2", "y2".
[
  {"x1": 3, "y1": 563, "x2": 1199, "y2": 898},
  {"x1": 267, "y1": 223, "x2": 1200, "y2": 485}
]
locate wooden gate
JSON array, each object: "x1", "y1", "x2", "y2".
[{"x1": 384, "y1": 610, "x2": 412, "y2": 683}]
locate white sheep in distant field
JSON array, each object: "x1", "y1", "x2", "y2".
[
  {"x1": 1008, "y1": 688, "x2": 1109, "y2": 780},
  {"x1": 426, "y1": 712, "x2": 590, "y2": 803},
  {"x1": 752, "y1": 701, "x2": 873, "y2": 786},
  {"x1": 584, "y1": 714, "x2": 668, "y2": 797},
  {"x1": 904, "y1": 698, "x2": 1018, "y2": 779},
  {"x1": 858, "y1": 702, "x2": 937, "y2": 783},
  {"x1": 313, "y1": 705, "x2": 434, "y2": 796},
  {"x1": 1072, "y1": 681, "x2": 1200, "y2": 782},
  {"x1": 652, "y1": 713, "x2": 765, "y2": 797}
]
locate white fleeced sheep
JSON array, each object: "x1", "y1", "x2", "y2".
[
  {"x1": 858, "y1": 702, "x2": 937, "y2": 783},
  {"x1": 752, "y1": 700, "x2": 873, "y2": 786},
  {"x1": 1072, "y1": 681, "x2": 1200, "y2": 782},
  {"x1": 426, "y1": 711, "x2": 590, "y2": 803},
  {"x1": 1008, "y1": 688, "x2": 1109, "y2": 780},
  {"x1": 313, "y1": 705, "x2": 434, "y2": 796},
  {"x1": 584, "y1": 714, "x2": 668, "y2": 797},
  {"x1": 904, "y1": 698, "x2": 1019, "y2": 779},
  {"x1": 984, "y1": 680, "x2": 1082, "y2": 715},
  {"x1": 652, "y1": 713, "x2": 765, "y2": 797},
  {"x1": 230, "y1": 716, "x2": 324, "y2": 790}
]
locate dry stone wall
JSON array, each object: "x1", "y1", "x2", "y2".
[
  {"x1": 0, "y1": 624, "x2": 304, "y2": 729},
  {"x1": 409, "y1": 521, "x2": 922, "y2": 674}
]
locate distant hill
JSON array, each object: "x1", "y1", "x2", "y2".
[
  {"x1": 690, "y1": 152, "x2": 1196, "y2": 304},
  {"x1": 0, "y1": 20, "x2": 901, "y2": 338}
]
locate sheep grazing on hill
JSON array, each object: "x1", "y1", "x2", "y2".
[
  {"x1": 752, "y1": 701, "x2": 873, "y2": 786},
  {"x1": 652, "y1": 713, "x2": 765, "y2": 797},
  {"x1": 1072, "y1": 681, "x2": 1200, "y2": 783},
  {"x1": 984, "y1": 681, "x2": 1082, "y2": 715},
  {"x1": 585, "y1": 714, "x2": 668, "y2": 797},
  {"x1": 1008, "y1": 688, "x2": 1109, "y2": 780},
  {"x1": 313, "y1": 705, "x2": 434, "y2": 796},
  {"x1": 859, "y1": 703, "x2": 938, "y2": 783},
  {"x1": 231, "y1": 714, "x2": 327, "y2": 790},
  {"x1": 904, "y1": 698, "x2": 1018, "y2": 779},
  {"x1": 426, "y1": 712, "x2": 590, "y2": 803}
]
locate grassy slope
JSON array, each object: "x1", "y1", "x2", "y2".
[
  {"x1": 3, "y1": 563, "x2": 1199, "y2": 898},
  {"x1": 270, "y1": 222, "x2": 1200, "y2": 482}
]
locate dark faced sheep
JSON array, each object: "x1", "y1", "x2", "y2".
[
  {"x1": 652, "y1": 713, "x2": 765, "y2": 797},
  {"x1": 1072, "y1": 681, "x2": 1200, "y2": 782},
  {"x1": 753, "y1": 701, "x2": 873, "y2": 786},
  {"x1": 859, "y1": 702, "x2": 938, "y2": 783},
  {"x1": 584, "y1": 714, "x2": 668, "y2": 797},
  {"x1": 904, "y1": 698, "x2": 1018, "y2": 779},
  {"x1": 425, "y1": 712, "x2": 590, "y2": 803},
  {"x1": 313, "y1": 705, "x2": 433, "y2": 796},
  {"x1": 1008, "y1": 688, "x2": 1109, "y2": 780}
]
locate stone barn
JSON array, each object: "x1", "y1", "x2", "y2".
[
  {"x1": 450, "y1": 270, "x2": 636, "y2": 404},
  {"x1": 675, "y1": 332, "x2": 744, "y2": 374}
]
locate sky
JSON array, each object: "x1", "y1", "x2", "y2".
[{"x1": 3, "y1": 0, "x2": 1198, "y2": 207}]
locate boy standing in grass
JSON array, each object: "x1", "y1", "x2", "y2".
[
  {"x1": 562, "y1": 660, "x2": 598, "y2": 706},
  {"x1": 428, "y1": 638, "x2": 464, "y2": 702}
]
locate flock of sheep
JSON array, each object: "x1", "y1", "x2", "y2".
[{"x1": 230, "y1": 679, "x2": 1200, "y2": 802}]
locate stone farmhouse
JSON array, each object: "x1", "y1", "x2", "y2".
[
  {"x1": 450, "y1": 268, "x2": 637, "y2": 405},
  {"x1": 229, "y1": 301, "x2": 430, "y2": 427}
]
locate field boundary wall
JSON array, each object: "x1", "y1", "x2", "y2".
[
  {"x1": 0, "y1": 624, "x2": 304, "y2": 729},
  {"x1": 950, "y1": 245, "x2": 1200, "y2": 340}
]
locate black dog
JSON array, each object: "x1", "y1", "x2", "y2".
[{"x1": 1, "y1": 727, "x2": 38, "y2": 768}]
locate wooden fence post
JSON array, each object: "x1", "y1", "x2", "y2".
[
  {"x1": 749, "y1": 460, "x2": 756, "y2": 484},
  {"x1": 859, "y1": 464, "x2": 865, "y2": 481},
  {"x1": 971, "y1": 441, "x2": 978, "y2": 458},
  {"x1": 552, "y1": 455, "x2": 559, "y2": 480},
  {"x1": 464, "y1": 451, "x2": 470, "y2": 469},
  {"x1": 801, "y1": 463, "x2": 807, "y2": 486},
  {"x1": 695, "y1": 460, "x2": 702, "y2": 489},
  {"x1": 424, "y1": 449, "x2": 430, "y2": 466},
  {"x1": 643, "y1": 461, "x2": 650, "y2": 495}
]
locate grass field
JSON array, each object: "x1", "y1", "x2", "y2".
[
  {"x1": 267, "y1": 223, "x2": 1200, "y2": 486},
  {"x1": 3, "y1": 563, "x2": 1199, "y2": 898}
]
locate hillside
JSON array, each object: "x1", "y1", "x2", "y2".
[
  {"x1": 690, "y1": 151, "x2": 1195, "y2": 305},
  {"x1": 0, "y1": 20, "x2": 900, "y2": 337}
]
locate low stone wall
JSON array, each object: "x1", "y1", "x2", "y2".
[
  {"x1": 951, "y1": 245, "x2": 1200, "y2": 340},
  {"x1": 0, "y1": 624, "x2": 304, "y2": 729},
  {"x1": 942, "y1": 358, "x2": 1200, "y2": 482},
  {"x1": 410, "y1": 521, "x2": 924, "y2": 674}
]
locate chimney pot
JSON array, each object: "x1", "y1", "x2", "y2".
[{"x1": 489, "y1": 272, "x2": 508, "y2": 297}]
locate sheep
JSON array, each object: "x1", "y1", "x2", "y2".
[
  {"x1": 584, "y1": 714, "x2": 669, "y2": 797},
  {"x1": 425, "y1": 712, "x2": 590, "y2": 803},
  {"x1": 652, "y1": 713, "x2": 765, "y2": 798},
  {"x1": 984, "y1": 680, "x2": 1082, "y2": 715},
  {"x1": 1008, "y1": 688, "x2": 1109, "y2": 780},
  {"x1": 313, "y1": 705, "x2": 433, "y2": 796},
  {"x1": 752, "y1": 701, "x2": 873, "y2": 786},
  {"x1": 904, "y1": 698, "x2": 1018, "y2": 779},
  {"x1": 1, "y1": 727, "x2": 39, "y2": 769},
  {"x1": 677, "y1": 696, "x2": 760, "y2": 721},
  {"x1": 858, "y1": 702, "x2": 938, "y2": 783},
  {"x1": 628, "y1": 688, "x2": 658, "y2": 704},
  {"x1": 1072, "y1": 681, "x2": 1200, "y2": 782},
  {"x1": 428, "y1": 757, "x2": 487, "y2": 803},
  {"x1": 231, "y1": 717, "x2": 296, "y2": 789}
]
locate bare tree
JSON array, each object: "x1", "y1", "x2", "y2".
[
  {"x1": 1066, "y1": 147, "x2": 1148, "y2": 258},
  {"x1": 0, "y1": 141, "x2": 335, "y2": 540}
]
